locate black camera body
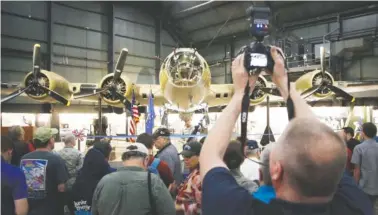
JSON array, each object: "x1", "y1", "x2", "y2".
[
  {"x1": 243, "y1": 43, "x2": 275, "y2": 74},
  {"x1": 242, "y1": 6, "x2": 278, "y2": 75}
]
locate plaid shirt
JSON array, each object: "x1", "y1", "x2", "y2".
[{"x1": 175, "y1": 168, "x2": 202, "y2": 215}]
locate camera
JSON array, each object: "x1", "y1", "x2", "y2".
[{"x1": 241, "y1": 6, "x2": 281, "y2": 75}]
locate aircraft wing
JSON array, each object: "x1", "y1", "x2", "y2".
[
  {"x1": 259, "y1": 82, "x2": 378, "y2": 105},
  {"x1": 133, "y1": 84, "x2": 166, "y2": 106},
  {"x1": 205, "y1": 80, "x2": 279, "y2": 108},
  {"x1": 1, "y1": 83, "x2": 23, "y2": 95},
  {"x1": 333, "y1": 81, "x2": 378, "y2": 98},
  {"x1": 70, "y1": 82, "x2": 167, "y2": 106},
  {"x1": 70, "y1": 82, "x2": 101, "y2": 102},
  {"x1": 205, "y1": 84, "x2": 235, "y2": 107}
]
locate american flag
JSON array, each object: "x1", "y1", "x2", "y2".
[{"x1": 128, "y1": 89, "x2": 139, "y2": 142}]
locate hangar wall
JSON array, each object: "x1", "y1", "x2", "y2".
[
  {"x1": 1, "y1": 1, "x2": 178, "y2": 93},
  {"x1": 196, "y1": 12, "x2": 378, "y2": 83}
]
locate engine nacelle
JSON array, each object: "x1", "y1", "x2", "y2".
[
  {"x1": 295, "y1": 70, "x2": 335, "y2": 98},
  {"x1": 160, "y1": 48, "x2": 211, "y2": 89},
  {"x1": 250, "y1": 75, "x2": 268, "y2": 105},
  {"x1": 99, "y1": 73, "x2": 133, "y2": 106},
  {"x1": 23, "y1": 70, "x2": 72, "y2": 103}
]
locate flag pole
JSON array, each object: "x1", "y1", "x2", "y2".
[{"x1": 125, "y1": 108, "x2": 128, "y2": 142}]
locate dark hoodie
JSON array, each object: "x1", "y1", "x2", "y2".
[
  {"x1": 71, "y1": 148, "x2": 114, "y2": 214},
  {"x1": 10, "y1": 139, "x2": 30, "y2": 166}
]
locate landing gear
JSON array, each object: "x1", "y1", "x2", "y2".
[{"x1": 160, "y1": 106, "x2": 169, "y2": 128}]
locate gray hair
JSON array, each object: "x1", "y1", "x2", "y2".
[
  {"x1": 274, "y1": 118, "x2": 346, "y2": 198},
  {"x1": 246, "y1": 148, "x2": 259, "y2": 157},
  {"x1": 8, "y1": 126, "x2": 24, "y2": 141},
  {"x1": 64, "y1": 134, "x2": 76, "y2": 145},
  {"x1": 260, "y1": 143, "x2": 275, "y2": 186}
]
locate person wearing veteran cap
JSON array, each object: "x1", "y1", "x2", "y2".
[
  {"x1": 91, "y1": 142, "x2": 175, "y2": 215},
  {"x1": 175, "y1": 141, "x2": 203, "y2": 215},
  {"x1": 153, "y1": 127, "x2": 183, "y2": 187},
  {"x1": 224, "y1": 140, "x2": 258, "y2": 193},
  {"x1": 240, "y1": 139, "x2": 261, "y2": 182},
  {"x1": 20, "y1": 127, "x2": 69, "y2": 215}
]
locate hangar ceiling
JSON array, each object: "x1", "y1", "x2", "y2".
[{"x1": 137, "y1": 1, "x2": 376, "y2": 46}]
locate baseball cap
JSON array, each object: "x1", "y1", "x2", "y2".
[
  {"x1": 247, "y1": 140, "x2": 259, "y2": 150},
  {"x1": 180, "y1": 141, "x2": 202, "y2": 157},
  {"x1": 152, "y1": 127, "x2": 170, "y2": 139},
  {"x1": 34, "y1": 127, "x2": 58, "y2": 142},
  {"x1": 125, "y1": 142, "x2": 149, "y2": 155}
]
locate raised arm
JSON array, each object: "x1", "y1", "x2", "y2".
[
  {"x1": 200, "y1": 53, "x2": 259, "y2": 179},
  {"x1": 269, "y1": 47, "x2": 317, "y2": 119}
]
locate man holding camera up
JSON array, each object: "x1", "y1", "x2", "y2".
[{"x1": 200, "y1": 47, "x2": 370, "y2": 215}]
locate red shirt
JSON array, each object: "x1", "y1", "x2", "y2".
[
  {"x1": 27, "y1": 142, "x2": 36, "y2": 152},
  {"x1": 148, "y1": 155, "x2": 174, "y2": 187},
  {"x1": 176, "y1": 168, "x2": 202, "y2": 215}
]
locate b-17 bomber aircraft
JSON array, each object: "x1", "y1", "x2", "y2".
[
  {"x1": 71, "y1": 47, "x2": 280, "y2": 113},
  {"x1": 1, "y1": 44, "x2": 276, "y2": 113},
  {"x1": 2, "y1": 44, "x2": 378, "y2": 115}
]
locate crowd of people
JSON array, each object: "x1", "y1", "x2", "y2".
[{"x1": 2, "y1": 46, "x2": 378, "y2": 215}]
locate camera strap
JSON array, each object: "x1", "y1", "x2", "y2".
[
  {"x1": 240, "y1": 82, "x2": 267, "y2": 166},
  {"x1": 285, "y1": 73, "x2": 295, "y2": 121},
  {"x1": 240, "y1": 82, "x2": 251, "y2": 153},
  {"x1": 240, "y1": 76, "x2": 294, "y2": 162}
]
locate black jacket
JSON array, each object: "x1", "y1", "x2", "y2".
[
  {"x1": 346, "y1": 138, "x2": 360, "y2": 152},
  {"x1": 11, "y1": 140, "x2": 29, "y2": 167}
]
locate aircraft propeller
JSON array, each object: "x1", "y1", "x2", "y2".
[
  {"x1": 260, "y1": 87, "x2": 281, "y2": 97},
  {"x1": 1, "y1": 44, "x2": 70, "y2": 106},
  {"x1": 300, "y1": 46, "x2": 354, "y2": 102},
  {"x1": 74, "y1": 48, "x2": 132, "y2": 110}
]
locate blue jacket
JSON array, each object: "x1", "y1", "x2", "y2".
[
  {"x1": 252, "y1": 172, "x2": 373, "y2": 215},
  {"x1": 252, "y1": 185, "x2": 276, "y2": 204}
]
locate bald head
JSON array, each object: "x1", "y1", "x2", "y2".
[{"x1": 271, "y1": 118, "x2": 346, "y2": 198}]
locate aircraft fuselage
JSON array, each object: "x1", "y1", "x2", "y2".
[
  {"x1": 161, "y1": 72, "x2": 210, "y2": 111},
  {"x1": 159, "y1": 48, "x2": 212, "y2": 112}
]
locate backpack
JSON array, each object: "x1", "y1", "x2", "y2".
[{"x1": 148, "y1": 158, "x2": 161, "y2": 176}]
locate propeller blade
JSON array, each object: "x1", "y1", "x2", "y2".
[
  {"x1": 1, "y1": 83, "x2": 20, "y2": 89},
  {"x1": 260, "y1": 87, "x2": 281, "y2": 96},
  {"x1": 300, "y1": 85, "x2": 321, "y2": 99},
  {"x1": 327, "y1": 85, "x2": 355, "y2": 102},
  {"x1": 204, "y1": 113, "x2": 210, "y2": 126},
  {"x1": 74, "y1": 88, "x2": 108, "y2": 99},
  {"x1": 115, "y1": 92, "x2": 132, "y2": 110},
  {"x1": 1, "y1": 85, "x2": 32, "y2": 103},
  {"x1": 32, "y1": 44, "x2": 42, "y2": 81},
  {"x1": 113, "y1": 48, "x2": 129, "y2": 82},
  {"x1": 320, "y1": 46, "x2": 325, "y2": 79},
  {"x1": 38, "y1": 85, "x2": 70, "y2": 106},
  {"x1": 161, "y1": 110, "x2": 169, "y2": 127}
]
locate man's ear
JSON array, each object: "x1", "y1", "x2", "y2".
[
  {"x1": 144, "y1": 157, "x2": 150, "y2": 167},
  {"x1": 270, "y1": 160, "x2": 283, "y2": 182}
]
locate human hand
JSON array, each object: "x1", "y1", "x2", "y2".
[
  {"x1": 268, "y1": 46, "x2": 289, "y2": 100},
  {"x1": 175, "y1": 204, "x2": 184, "y2": 211},
  {"x1": 231, "y1": 53, "x2": 259, "y2": 95},
  {"x1": 168, "y1": 182, "x2": 176, "y2": 192}
]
